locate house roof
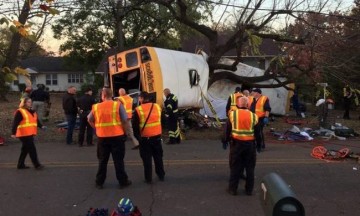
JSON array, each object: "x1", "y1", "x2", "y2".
[
  {"x1": 95, "y1": 47, "x2": 118, "y2": 73},
  {"x1": 20, "y1": 57, "x2": 82, "y2": 73}
]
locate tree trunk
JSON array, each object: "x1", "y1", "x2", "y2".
[
  {"x1": 3, "y1": 0, "x2": 36, "y2": 69},
  {"x1": 115, "y1": 0, "x2": 125, "y2": 52}
]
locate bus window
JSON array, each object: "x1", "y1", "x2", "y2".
[
  {"x1": 125, "y1": 52, "x2": 139, "y2": 68},
  {"x1": 189, "y1": 69, "x2": 200, "y2": 88}
]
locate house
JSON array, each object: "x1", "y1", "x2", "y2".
[{"x1": 10, "y1": 56, "x2": 86, "y2": 92}]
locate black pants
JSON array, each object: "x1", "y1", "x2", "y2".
[
  {"x1": 96, "y1": 136, "x2": 129, "y2": 186},
  {"x1": 344, "y1": 103, "x2": 350, "y2": 119},
  {"x1": 228, "y1": 140, "x2": 256, "y2": 193},
  {"x1": 168, "y1": 114, "x2": 180, "y2": 143},
  {"x1": 78, "y1": 112, "x2": 93, "y2": 145},
  {"x1": 18, "y1": 136, "x2": 41, "y2": 168},
  {"x1": 139, "y1": 136, "x2": 165, "y2": 182},
  {"x1": 254, "y1": 117, "x2": 265, "y2": 151}
]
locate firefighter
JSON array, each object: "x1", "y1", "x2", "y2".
[
  {"x1": 226, "y1": 87, "x2": 243, "y2": 115},
  {"x1": 11, "y1": 97, "x2": 45, "y2": 170},
  {"x1": 250, "y1": 88, "x2": 271, "y2": 152},
  {"x1": 163, "y1": 88, "x2": 180, "y2": 144},
  {"x1": 133, "y1": 91, "x2": 165, "y2": 183},
  {"x1": 87, "y1": 87, "x2": 132, "y2": 189},
  {"x1": 223, "y1": 96, "x2": 258, "y2": 196},
  {"x1": 117, "y1": 88, "x2": 140, "y2": 150}
]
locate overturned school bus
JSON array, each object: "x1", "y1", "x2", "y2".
[{"x1": 105, "y1": 46, "x2": 209, "y2": 108}]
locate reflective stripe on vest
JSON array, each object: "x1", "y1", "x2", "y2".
[
  {"x1": 247, "y1": 96, "x2": 254, "y2": 109},
  {"x1": 230, "y1": 92, "x2": 243, "y2": 112},
  {"x1": 119, "y1": 95, "x2": 133, "y2": 119},
  {"x1": 255, "y1": 96, "x2": 268, "y2": 118},
  {"x1": 16, "y1": 108, "x2": 37, "y2": 137},
  {"x1": 230, "y1": 109, "x2": 258, "y2": 141},
  {"x1": 92, "y1": 101, "x2": 124, "y2": 137},
  {"x1": 136, "y1": 103, "x2": 162, "y2": 137}
]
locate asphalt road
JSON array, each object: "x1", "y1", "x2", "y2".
[{"x1": 1, "y1": 133, "x2": 360, "y2": 216}]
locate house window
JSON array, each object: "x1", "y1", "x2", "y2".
[
  {"x1": 46, "y1": 74, "x2": 58, "y2": 85},
  {"x1": 68, "y1": 74, "x2": 83, "y2": 83}
]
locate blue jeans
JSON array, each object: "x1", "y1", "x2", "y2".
[{"x1": 66, "y1": 114, "x2": 77, "y2": 144}]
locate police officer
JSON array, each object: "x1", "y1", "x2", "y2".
[
  {"x1": 11, "y1": 97, "x2": 45, "y2": 170},
  {"x1": 133, "y1": 91, "x2": 165, "y2": 183},
  {"x1": 223, "y1": 96, "x2": 258, "y2": 196},
  {"x1": 77, "y1": 87, "x2": 96, "y2": 147},
  {"x1": 87, "y1": 87, "x2": 132, "y2": 189},
  {"x1": 163, "y1": 88, "x2": 180, "y2": 144},
  {"x1": 250, "y1": 88, "x2": 271, "y2": 152},
  {"x1": 226, "y1": 87, "x2": 243, "y2": 116},
  {"x1": 117, "y1": 88, "x2": 139, "y2": 150}
]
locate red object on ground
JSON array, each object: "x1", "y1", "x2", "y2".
[{"x1": 0, "y1": 136, "x2": 4, "y2": 146}]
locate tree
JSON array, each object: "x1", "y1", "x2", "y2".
[
  {"x1": 145, "y1": 0, "x2": 357, "y2": 89},
  {"x1": 52, "y1": 0, "x2": 209, "y2": 71},
  {"x1": 0, "y1": 0, "x2": 61, "y2": 100}
]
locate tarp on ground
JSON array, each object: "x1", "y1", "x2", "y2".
[{"x1": 200, "y1": 59, "x2": 293, "y2": 119}]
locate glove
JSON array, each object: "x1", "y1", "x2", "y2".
[{"x1": 263, "y1": 117, "x2": 269, "y2": 125}]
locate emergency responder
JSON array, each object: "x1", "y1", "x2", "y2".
[
  {"x1": 226, "y1": 87, "x2": 243, "y2": 115},
  {"x1": 117, "y1": 88, "x2": 139, "y2": 150},
  {"x1": 87, "y1": 87, "x2": 132, "y2": 189},
  {"x1": 11, "y1": 97, "x2": 45, "y2": 170},
  {"x1": 77, "y1": 87, "x2": 96, "y2": 147},
  {"x1": 30, "y1": 84, "x2": 50, "y2": 124},
  {"x1": 62, "y1": 86, "x2": 77, "y2": 145},
  {"x1": 223, "y1": 96, "x2": 258, "y2": 196},
  {"x1": 163, "y1": 88, "x2": 180, "y2": 144},
  {"x1": 133, "y1": 91, "x2": 165, "y2": 184},
  {"x1": 250, "y1": 88, "x2": 271, "y2": 152},
  {"x1": 242, "y1": 89, "x2": 253, "y2": 109},
  {"x1": 343, "y1": 86, "x2": 352, "y2": 119}
]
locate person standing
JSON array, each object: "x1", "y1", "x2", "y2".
[
  {"x1": 133, "y1": 91, "x2": 165, "y2": 183},
  {"x1": 250, "y1": 88, "x2": 271, "y2": 152},
  {"x1": 117, "y1": 88, "x2": 139, "y2": 150},
  {"x1": 163, "y1": 88, "x2": 180, "y2": 144},
  {"x1": 226, "y1": 87, "x2": 243, "y2": 115},
  {"x1": 343, "y1": 87, "x2": 352, "y2": 119},
  {"x1": 223, "y1": 96, "x2": 258, "y2": 196},
  {"x1": 30, "y1": 84, "x2": 49, "y2": 124},
  {"x1": 11, "y1": 97, "x2": 45, "y2": 170},
  {"x1": 88, "y1": 87, "x2": 132, "y2": 189},
  {"x1": 62, "y1": 86, "x2": 77, "y2": 145},
  {"x1": 77, "y1": 87, "x2": 96, "y2": 147}
]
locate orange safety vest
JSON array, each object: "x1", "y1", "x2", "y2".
[
  {"x1": 247, "y1": 96, "x2": 254, "y2": 109},
  {"x1": 135, "y1": 103, "x2": 162, "y2": 137},
  {"x1": 118, "y1": 95, "x2": 133, "y2": 119},
  {"x1": 15, "y1": 108, "x2": 38, "y2": 137},
  {"x1": 229, "y1": 109, "x2": 258, "y2": 141},
  {"x1": 92, "y1": 100, "x2": 124, "y2": 137},
  {"x1": 229, "y1": 92, "x2": 244, "y2": 114},
  {"x1": 254, "y1": 96, "x2": 268, "y2": 118}
]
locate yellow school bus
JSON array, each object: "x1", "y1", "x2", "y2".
[{"x1": 106, "y1": 46, "x2": 209, "y2": 108}]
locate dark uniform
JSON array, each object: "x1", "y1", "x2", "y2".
[
  {"x1": 223, "y1": 107, "x2": 258, "y2": 195},
  {"x1": 77, "y1": 92, "x2": 96, "y2": 146},
  {"x1": 164, "y1": 93, "x2": 180, "y2": 144},
  {"x1": 133, "y1": 96, "x2": 165, "y2": 183},
  {"x1": 250, "y1": 94, "x2": 271, "y2": 152},
  {"x1": 88, "y1": 99, "x2": 131, "y2": 189}
]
